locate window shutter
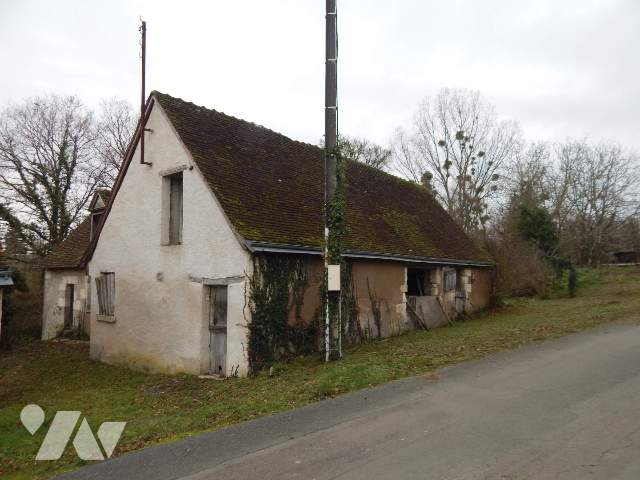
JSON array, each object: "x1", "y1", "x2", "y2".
[
  {"x1": 95, "y1": 276, "x2": 105, "y2": 315},
  {"x1": 95, "y1": 273, "x2": 116, "y2": 316},
  {"x1": 105, "y1": 273, "x2": 115, "y2": 315}
]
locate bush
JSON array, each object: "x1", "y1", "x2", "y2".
[
  {"x1": 0, "y1": 269, "x2": 30, "y2": 350},
  {"x1": 486, "y1": 236, "x2": 553, "y2": 297}
]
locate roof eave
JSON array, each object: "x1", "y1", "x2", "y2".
[
  {"x1": 45, "y1": 265, "x2": 85, "y2": 271},
  {"x1": 244, "y1": 241, "x2": 494, "y2": 268}
]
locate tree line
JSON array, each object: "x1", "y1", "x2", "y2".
[{"x1": 386, "y1": 88, "x2": 639, "y2": 294}]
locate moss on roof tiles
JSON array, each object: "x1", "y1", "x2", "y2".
[
  {"x1": 153, "y1": 91, "x2": 490, "y2": 263},
  {"x1": 46, "y1": 217, "x2": 91, "y2": 269}
]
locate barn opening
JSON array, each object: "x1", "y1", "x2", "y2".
[{"x1": 407, "y1": 268, "x2": 430, "y2": 296}]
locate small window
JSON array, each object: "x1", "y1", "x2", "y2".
[
  {"x1": 443, "y1": 268, "x2": 457, "y2": 292},
  {"x1": 95, "y1": 272, "x2": 115, "y2": 316},
  {"x1": 90, "y1": 212, "x2": 102, "y2": 240},
  {"x1": 167, "y1": 172, "x2": 183, "y2": 245}
]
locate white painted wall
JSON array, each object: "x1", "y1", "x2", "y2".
[
  {"x1": 88, "y1": 100, "x2": 251, "y2": 376},
  {"x1": 42, "y1": 269, "x2": 88, "y2": 340}
]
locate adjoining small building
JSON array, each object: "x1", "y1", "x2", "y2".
[
  {"x1": 612, "y1": 250, "x2": 639, "y2": 265},
  {"x1": 41, "y1": 189, "x2": 111, "y2": 339},
  {"x1": 45, "y1": 92, "x2": 494, "y2": 377}
]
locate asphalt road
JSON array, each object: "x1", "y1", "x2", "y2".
[{"x1": 59, "y1": 322, "x2": 640, "y2": 480}]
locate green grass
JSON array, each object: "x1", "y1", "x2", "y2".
[{"x1": 2, "y1": 266, "x2": 640, "y2": 479}]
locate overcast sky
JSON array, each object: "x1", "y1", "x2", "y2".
[{"x1": 1, "y1": 0, "x2": 638, "y2": 151}]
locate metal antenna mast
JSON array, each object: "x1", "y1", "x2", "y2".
[
  {"x1": 324, "y1": 0, "x2": 342, "y2": 361},
  {"x1": 139, "y1": 19, "x2": 152, "y2": 166}
]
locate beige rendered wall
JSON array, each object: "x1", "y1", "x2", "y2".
[
  {"x1": 285, "y1": 260, "x2": 492, "y2": 345},
  {"x1": 42, "y1": 269, "x2": 89, "y2": 340},
  {"x1": 88, "y1": 101, "x2": 251, "y2": 376},
  {"x1": 284, "y1": 258, "x2": 409, "y2": 339},
  {"x1": 466, "y1": 268, "x2": 493, "y2": 312},
  {"x1": 351, "y1": 261, "x2": 409, "y2": 338}
]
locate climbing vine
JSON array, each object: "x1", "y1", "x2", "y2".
[
  {"x1": 341, "y1": 262, "x2": 362, "y2": 344},
  {"x1": 326, "y1": 146, "x2": 347, "y2": 265},
  {"x1": 366, "y1": 277, "x2": 382, "y2": 338},
  {"x1": 323, "y1": 147, "x2": 348, "y2": 358},
  {"x1": 246, "y1": 254, "x2": 310, "y2": 373},
  {"x1": 317, "y1": 260, "x2": 362, "y2": 347}
]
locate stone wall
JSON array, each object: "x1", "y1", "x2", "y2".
[{"x1": 42, "y1": 269, "x2": 89, "y2": 340}]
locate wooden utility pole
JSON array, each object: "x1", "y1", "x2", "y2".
[{"x1": 324, "y1": 0, "x2": 342, "y2": 361}]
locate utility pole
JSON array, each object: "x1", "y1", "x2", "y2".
[{"x1": 324, "y1": 0, "x2": 342, "y2": 361}]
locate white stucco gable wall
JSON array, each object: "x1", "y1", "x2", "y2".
[{"x1": 88, "y1": 100, "x2": 251, "y2": 376}]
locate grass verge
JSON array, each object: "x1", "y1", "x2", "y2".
[{"x1": 1, "y1": 266, "x2": 639, "y2": 479}]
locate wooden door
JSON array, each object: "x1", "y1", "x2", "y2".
[
  {"x1": 64, "y1": 284, "x2": 75, "y2": 329},
  {"x1": 208, "y1": 286, "x2": 228, "y2": 376}
]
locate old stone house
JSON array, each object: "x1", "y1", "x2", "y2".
[
  {"x1": 42, "y1": 189, "x2": 111, "y2": 339},
  {"x1": 43, "y1": 92, "x2": 493, "y2": 377}
]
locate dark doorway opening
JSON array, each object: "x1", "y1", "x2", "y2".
[
  {"x1": 407, "y1": 268, "x2": 427, "y2": 296},
  {"x1": 64, "y1": 284, "x2": 75, "y2": 329}
]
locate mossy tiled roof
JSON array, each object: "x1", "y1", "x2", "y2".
[
  {"x1": 154, "y1": 92, "x2": 489, "y2": 264},
  {"x1": 46, "y1": 216, "x2": 92, "y2": 269}
]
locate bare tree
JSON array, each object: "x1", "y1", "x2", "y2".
[
  {"x1": 0, "y1": 95, "x2": 107, "y2": 255},
  {"x1": 508, "y1": 141, "x2": 551, "y2": 208},
  {"x1": 319, "y1": 134, "x2": 391, "y2": 171},
  {"x1": 95, "y1": 98, "x2": 136, "y2": 185},
  {"x1": 338, "y1": 135, "x2": 391, "y2": 171},
  {"x1": 561, "y1": 141, "x2": 639, "y2": 265},
  {"x1": 392, "y1": 88, "x2": 523, "y2": 232},
  {"x1": 547, "y1": 139, "x2": 588, "y2": 240}
]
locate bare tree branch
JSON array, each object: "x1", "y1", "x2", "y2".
[
  {"x1": 0, "y1": 94, "x2": 110, "y2": 255},
  {"x1": 391, "y1": 88, "x2": 523, "y2": 233},
  {"x1": 95, "y1": 98, "x2": 136, "y2": 185}
]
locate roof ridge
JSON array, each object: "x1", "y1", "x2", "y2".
[
  {"x1": 151, "y1": 91, "x2": 437, "y2": 197},
  {"x1": 151, "y1": 90, "x2": 321, "y2": 151},
  {"x1": 346, "y1": 158, "x2": 431, "y2": 196}
]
